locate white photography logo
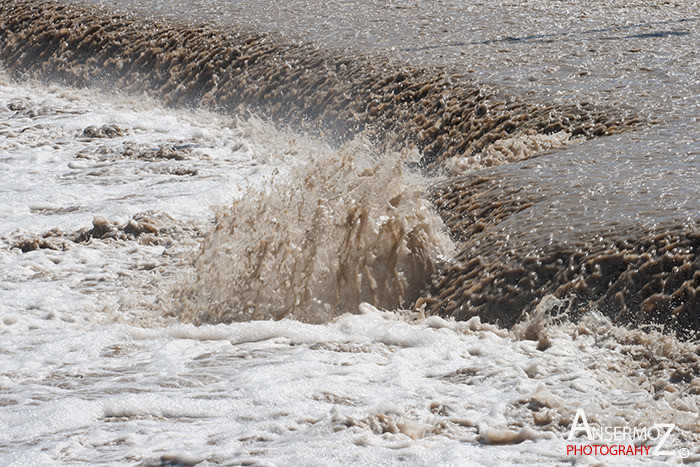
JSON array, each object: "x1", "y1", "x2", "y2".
[{"x1": 566, "y1": 409, "x2": 690, "y2": 458}]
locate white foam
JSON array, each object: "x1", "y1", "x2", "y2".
[{"x1": 1, "y1": 76, "x2": 697, "y2": 465}]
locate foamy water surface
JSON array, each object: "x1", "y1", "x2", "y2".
[{"x1": 1, "y1": 76, "x2": 699, "y2": 465}]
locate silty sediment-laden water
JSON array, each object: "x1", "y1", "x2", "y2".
[{"x1": 1, "y1": 0, "x2": 699, "y2": 336}]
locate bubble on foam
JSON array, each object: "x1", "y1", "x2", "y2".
[
  {"x1": 477, "y1": 425, "x2": 555, "y2": 445},
  {"x1": 169, "y1": 141, "x2": 455, "y2": 324}
]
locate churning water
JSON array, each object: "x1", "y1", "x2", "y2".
[{"x1": 1, "y1": 0, "x2": 699, "y2": 464}]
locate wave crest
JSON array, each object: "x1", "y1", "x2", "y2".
[{"x1": 171, "y1": 144, "x2": 455, "y2": 323}]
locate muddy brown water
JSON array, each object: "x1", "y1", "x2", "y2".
[{"x1": 1, "y1": 0, "x2": 699, "y2": 336}]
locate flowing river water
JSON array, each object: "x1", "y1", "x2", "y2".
[{"x1": 1, "y1": 0, "x2": 699, "y2": 464}]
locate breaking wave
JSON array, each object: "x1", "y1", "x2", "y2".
[
  {"x1": 170, "y1": 142, "x2": 454, "y2": 324},
  {"x1": 2, "y1": 0, "x2": 698, "y2": 339},
  {"x1": 0, "y1": 0, "x2": 639, "y2": 169}
]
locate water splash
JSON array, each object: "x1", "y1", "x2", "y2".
[{"x1": 170, "y1": 142, "x2": 455, "y2": 324}]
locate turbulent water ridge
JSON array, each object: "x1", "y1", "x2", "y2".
[
  {"x1": 2, "y1": 0, "x2": 699, "y2": 337},
  {"x1": 0, "y1": 0, "x2": 638, "y2": 167},
  {"x1": 422, "y1": 175, "x2": 700, "y2": 335}
]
